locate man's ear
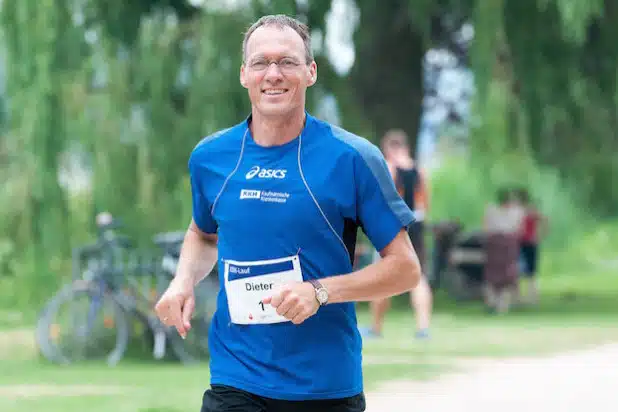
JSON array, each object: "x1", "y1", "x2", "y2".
[
  {"x1": 240, "y1": 65, "x2": 248, "y2": 89},
  {"x1": 307, "y1": 61, "x2": 317, "y2": 87}
]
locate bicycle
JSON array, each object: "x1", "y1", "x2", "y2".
[
  {"x1": 35, "y1": 213, "x2": 218, "y2": 365},
  {"x1": 151, "y1": 230, "x2": 219, "y2": 365}
]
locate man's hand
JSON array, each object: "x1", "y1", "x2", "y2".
[
  {"x1": 154, "y1": 277, "x2": 195, "y2": 339},
  {"x1": 262, "y1": 282, "x2": 319, "y2": 325}
]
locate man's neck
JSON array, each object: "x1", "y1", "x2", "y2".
[{"x1": 250, "y1": 109, "x2": 306, "y2": 147}]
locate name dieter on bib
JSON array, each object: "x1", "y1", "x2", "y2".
[{"x1": 224, "y1": 255, "x2": 303, "y2": 325}]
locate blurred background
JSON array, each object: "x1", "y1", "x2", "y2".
[{"x1": 1, "y1": 0, "x2": 617, "y2": 411}]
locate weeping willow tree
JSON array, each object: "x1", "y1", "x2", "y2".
[
  {"x1": 0, "y1": 1, "x2": 255, "y2": 304},
  {"x1": 431, "y1": 0, "x2": 617, "y2": 216},
  {"x1": 500, "y1": 0, "x2": 618, "y2": 215},
  {"x1": 79, "y1": 10, "x2": 252, "y2": 238},
  {"x1": 1, "y1": 1, "x2": 77, "y2": 298}
]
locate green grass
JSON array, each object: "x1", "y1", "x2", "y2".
[
  {"x1": 2, "y1": 293, "x2": 617, "y2": 412},
  {"x1": 1, "y1": 359, "x2": 210, "y2": 412}
]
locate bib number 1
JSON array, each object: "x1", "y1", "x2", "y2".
[{"x1": 223, "y1": 255, "x2": 303, "y2": 325}]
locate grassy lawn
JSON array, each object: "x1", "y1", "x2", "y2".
[
  {"x1": 1, "y1": 222, "x2": 617, "y2": 411},
  {"x1": 2, "y1": 286, "x2": 617, "y2": 412}
]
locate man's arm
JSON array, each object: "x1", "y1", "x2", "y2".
[
  {"x1": 321, "y1": 229, "x2": 421, "y2": 304},
  {"x1": 264, "y1": 143, "x2": 420, "y2": 324},
  {"x1": 263, "y1": 228, "x2": 421, "y2": 325},
  {"x1": 155, "y1": 219, "x2": 217, "y2": 337},
  {"x1": 173, "y1": 219, "x2": 218, "y2": 288}
]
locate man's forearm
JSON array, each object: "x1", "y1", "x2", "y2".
[
  {"x1": 321, "y1": 251, "x2": 421, "y2": 304},
  {"x1": 174, "y1": 224, "x2": 218, "y2": 287}
]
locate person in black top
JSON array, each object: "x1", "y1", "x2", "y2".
[{"x1": 359, "y1": 129, "x2": 434, "y2": 339}]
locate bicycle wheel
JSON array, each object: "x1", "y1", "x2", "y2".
[
  {"x1": 35, "y1": 280, "x2": 130, "y2": 366},
  {"x1": 167, "y1": 275, "x2": 219, "y2": 364},
  {"x1": 167, "y1": 314, "x2": 212, "y2": 364}
]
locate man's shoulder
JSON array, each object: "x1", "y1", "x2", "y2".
[{"x1": 315, "y1": 119, "x2": 382, "y2": 162}]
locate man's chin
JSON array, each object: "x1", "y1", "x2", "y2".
[{"x1": 255, "y1": 104, "x2": 295, "y2": 117}]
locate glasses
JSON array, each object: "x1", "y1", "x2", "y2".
[{"x1": 247, "y1": 57, "x2": 305, "y2": 73}]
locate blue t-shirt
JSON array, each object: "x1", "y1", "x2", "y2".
[{"x1": 188, "y1": 113, "x2": 414, "y2": 400}]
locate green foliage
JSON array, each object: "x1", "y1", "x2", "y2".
[
  {"x1": 1, "y1": 0, "x2": 617, "y2": 320},
  {"x1": 0, "y1": 3, "x2": 255, "y2": 308},
  {"x1": 0, "y1": 1, "x2": 77, "y2": 304},
  {"x1": 501, "y1": 0, "x2": 618, "y2": 215},
  {"x1": 428, "y1": 154, "x2": 588, "y2": 251},
  {"x1": 348, "y1": 0, "x2": 426, "y2": 145}
]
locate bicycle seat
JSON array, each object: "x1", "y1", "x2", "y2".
[
  {"x1": 96, "y1": 212, "x2": 124, "y2": 232},
  {"x1": 153, "y1": 231, "x2": 185, "y2": 247}
]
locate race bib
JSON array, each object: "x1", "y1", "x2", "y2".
[{"x1": 223, "y1": 255, "x2": 303, "y2": 325}]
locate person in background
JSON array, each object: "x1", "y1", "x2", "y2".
[
  {"x1": 360, "y1": 129, "x2": 433, "y2": 340},
  {"x1": 483, "y1": 188, "x2": 524, "y2": 313},
  {"x1": 515, "y1": 188, "x2": 547, "y2": 305}
]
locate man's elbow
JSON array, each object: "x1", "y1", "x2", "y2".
[{"x1": 399, "y1": 252, "x2": 422, "y2": 291}]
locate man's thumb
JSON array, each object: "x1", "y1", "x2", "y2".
[{"x1": 182, "y1": 295, "x2": 195, "y2": 330}]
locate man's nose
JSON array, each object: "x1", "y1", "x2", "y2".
[{"x1": 264, "y1": 62, "x2": 284, "y2": 79}]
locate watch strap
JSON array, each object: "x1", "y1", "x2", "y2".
[
  {"x1": 308, "y1": 278, "x2": 323, "y2": 290},
  {"x1": 308, "y1": 279, "x2": 327, "y2": 305}
]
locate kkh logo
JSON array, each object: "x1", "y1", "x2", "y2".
[
  {"x1": 245, "y1": 166, "x2": 287, "y2": 179},
  {"x1": 240, "y1": 189, "x2": 261, "y2": 200}
]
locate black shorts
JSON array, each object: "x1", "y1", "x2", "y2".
[
  {"x1": 201, "y1": 384, "x2": 366, "y2": 412},
  {"x1": 520, "y1": 243, "x2": 538, "y2": 277}
]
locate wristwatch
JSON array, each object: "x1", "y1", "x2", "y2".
[{"x1": 308, "y1": 279, "x2": 329, "y2": 306}]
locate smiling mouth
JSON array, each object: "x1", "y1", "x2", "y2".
[{"x1": 262, "y1": 89, "x2": 288, "y2": 96}]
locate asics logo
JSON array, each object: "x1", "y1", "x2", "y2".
[{"x1": 245, "y1": 166, "x2": 287, "y2": 179}]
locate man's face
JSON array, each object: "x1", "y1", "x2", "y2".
[{"x1": 240, "y1": 25, "x2": 317, "y2": 118}]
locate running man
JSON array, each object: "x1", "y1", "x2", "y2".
[
  {"x1": 360, "y1": 129, "x2": 433, "y2": 340},
  {"x1": 154, "y1": 14, "x2": 421, "y2": 412}
]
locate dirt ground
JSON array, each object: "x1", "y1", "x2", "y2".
[{"x1": 365, "y1": 343, "x2": 618, "y2": 412}]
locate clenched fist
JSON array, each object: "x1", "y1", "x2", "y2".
[{"x1": 262, "y1": 282, "x2": 319, "y2": 325}]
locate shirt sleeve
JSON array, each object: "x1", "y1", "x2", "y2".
[
  {"x1": 354, "y1": 146, "x2": 414, "y2": 252},
  {"x1": 188, "y1": 153, "x2": 218, "y2": 234}
]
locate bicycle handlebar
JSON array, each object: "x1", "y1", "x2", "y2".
[
  {"x1": 152, "y1": 231, "x2": 185, "y2": 247},
  {"x1": 94, "y1": 212, "x2": 185, "y2": 254},
  {"x1": 94, "y1": 212, "x2": 134, "y2": 250}
]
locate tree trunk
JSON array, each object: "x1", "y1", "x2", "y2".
[{"x1": 348, "y1": 1, "x2": 425, "y2": 149}]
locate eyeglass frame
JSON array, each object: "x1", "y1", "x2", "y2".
[{"x1": 245, "y1": 56, "x2": 310, "y2": 73}]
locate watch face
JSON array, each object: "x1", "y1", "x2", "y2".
[{"x1": 316, "y1": 288, "x2": 328, "y2": 304}]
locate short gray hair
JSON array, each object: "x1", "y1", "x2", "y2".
[{"x1": 242, "y1": 14, "x2": 313, "y2": 64}]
